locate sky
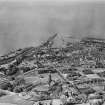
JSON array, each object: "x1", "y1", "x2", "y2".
[
  {"x1": 1, "y1": 0, "x2": 105, "y2": 2},
  {"x1": 0, "y1": 0, "x2": 105, "y2": 55}
]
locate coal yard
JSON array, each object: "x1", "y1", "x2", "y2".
[{"x1": 1, "y1": 34, "x2": 105, "y2": 105}]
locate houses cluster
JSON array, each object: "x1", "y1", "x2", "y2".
[{"x1": 0, "y1": 35, "x2": 105, "y2": 105}]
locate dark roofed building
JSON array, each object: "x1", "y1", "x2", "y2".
[{"x1": 81, "y1": 37, "x2": 105, "y2": 45}]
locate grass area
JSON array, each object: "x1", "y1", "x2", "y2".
[{"x1": 0, "y1": 94, "x2": 34, "y2": 105}]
